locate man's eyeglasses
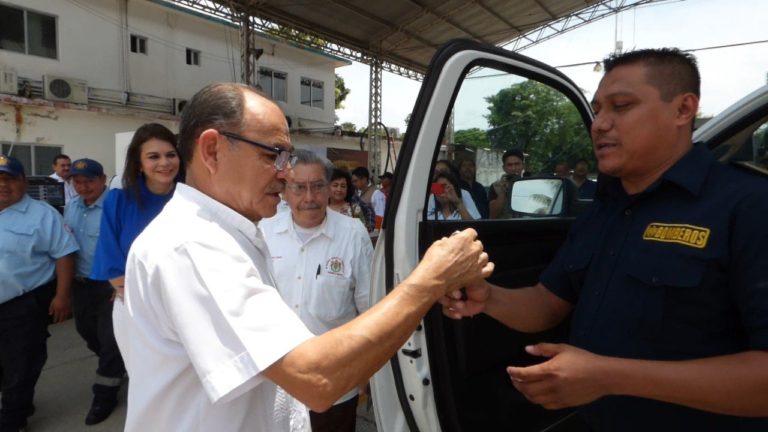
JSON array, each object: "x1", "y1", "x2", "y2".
[
  {"x1": 218, "y1": 131, "x2": 297, "y2": 171},
  {"x1": 286, "y1": 180, "x2": 328, "y2": 195}
]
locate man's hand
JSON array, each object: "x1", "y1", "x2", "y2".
[
  {"x1": 413, "y1": 229, "x2": 493, "y2": 298},
  {"x1": 507, "y1": 343, "x2": 610, "y2": 410},
  {"x1": 494, "y1": 175, "x2": 509, "y2": 195},
  {"x1": 439, "y1": 279, "x2": 490, "y2": 319},
  {"x1": 49, "y1": 294, "x2": 72, "y2": 323},
  {"x1": 441, "y1": 186, "x2": 461, "y2": 206}
]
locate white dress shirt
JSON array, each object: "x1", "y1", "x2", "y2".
[
  {"x1": 260, "y1": 209, "x2": 373, "y2": 404},
  {"x1": 50, "y1": 172, "x2": 78, "y2": 203},
  {"x1": 426, "y1": 189, "x2": 481, "y2": 220},
  {"x1": 116, "y1": 183, "x2": 313, "y2": 432}
]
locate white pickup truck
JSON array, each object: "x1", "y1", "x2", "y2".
[{"x1": 368, "y1": 39, "x2": 768, "y2": 432}]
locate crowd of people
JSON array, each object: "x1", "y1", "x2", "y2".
[
  {"x1": 1, "y1": 46, "x2": 767, "y2": 432},
  {"x1": 0, "y1": 91, "x2": 441, "y2": 432},
  {"x1": 427, "y1": 149, "x2": 599, "y2": 221}
]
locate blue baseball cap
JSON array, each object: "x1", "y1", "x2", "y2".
[
  {"x1": 70, "y1": 158, "x2": 104, "y2": 178},
  {"x1": 0, "y1": 154, "x2": 25, "y2": 178}
]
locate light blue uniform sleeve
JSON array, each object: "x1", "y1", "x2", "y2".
[{"x1": 44, "y1": 204, "x2": 80, "y2": 260}]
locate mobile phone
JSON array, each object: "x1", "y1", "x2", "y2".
[{"x1": 431, "y1": 182, "x2": 445, "y2": 195}]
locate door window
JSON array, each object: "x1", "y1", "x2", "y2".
[{"x1": 429, "y1": 65, "x2": 594, "y2": 221}]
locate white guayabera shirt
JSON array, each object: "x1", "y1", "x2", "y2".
[{"x1": 115, "y1": 183, "x2": 313, "y2": 432}]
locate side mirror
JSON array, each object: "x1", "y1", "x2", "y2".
[{"x1": 509, "y1": 177, "x2": 568, "y2": 216}]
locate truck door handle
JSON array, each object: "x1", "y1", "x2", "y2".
[{"x1": 401, "y1": 348, "x2": 422, "y2": 359}]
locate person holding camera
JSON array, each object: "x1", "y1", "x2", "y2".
[
  {"x1": 428, "y1": 171, "x2": 479, "y2": 221},
  {"x1": 489, "y1": 149, "x2": 526, "y2": 218}
]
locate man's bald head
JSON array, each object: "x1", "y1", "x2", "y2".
[{"x1": 178, "y1": 83, "x2": 281, "y2": 166}]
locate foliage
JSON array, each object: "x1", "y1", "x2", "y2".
[
  {"x1": 339, "y1": 122, "x2": 358, "y2": 132},
  {"x1": 454, "y1": 128, "x2": 489, "y2": 149},
  {"x1": 485, "y1": 80, "x2": 592, "y2": 173},
  {"x1": 335, "y1": 74, "x2": 350, "y2": 110}
]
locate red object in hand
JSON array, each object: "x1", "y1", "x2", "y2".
[{"x1": 431, "y1": 182, "x2": 445, "y2": 195}]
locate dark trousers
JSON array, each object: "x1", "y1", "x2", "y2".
[
  {"x1": 72, "y1": 278, "x2": 125, "y2": 401},
  {"x1": 309, "y1": 394, "x2": 359, "y2": 432},
  {"x1": 0, "y1": 281, "x2": 54, "y2": 431}
]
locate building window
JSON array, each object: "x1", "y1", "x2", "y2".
[
  {"x1": 130, "y1": 34, "x2": 147, "y2": 54},
  {"x1": 259, "y1": 68, "x2": 287, "y2": 102},
  {"x1": 0, "y1": 4, "x2": 57, "y2": 59},
  {"x1": 300, "y1": 78, "x2": 324, "y2": 109},
  {"x1": 1, "y1": 143, "x2": 63, "y2": 176},
  {"x1": 186, "y1": 48, "x2": 200, "y2": 66}
]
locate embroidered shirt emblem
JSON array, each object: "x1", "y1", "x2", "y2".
[
  {"x1": 326, "y1": 257, "x2": 344, "y2": 276},
  {"x1": 642, "y1": 223, "x2": 710, "y2": 249}
]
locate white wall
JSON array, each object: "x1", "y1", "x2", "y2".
[
  {"x1": 0, "y1": 0, "x2": 346, "y2": 124},
  {"x1": 0, "y1": 0, "x2": 125, "y2": 90},
  {"x1": 0, "y1": 102, "x2": 175, "y2": 177},
  {"x1": 0, "y1": 0, "x2": 350, "y2": 173}
]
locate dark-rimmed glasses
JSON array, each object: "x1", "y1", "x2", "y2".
[
  {"x1": 218, "y1": 131, "x2": 297, "y2": 171},
  {"x1": 285, "y1": 180, "x2": 328, "y2": 195}
]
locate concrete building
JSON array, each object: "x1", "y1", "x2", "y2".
[{"x1": 0, "y1": 0, "x2": 364, "y2": 178}]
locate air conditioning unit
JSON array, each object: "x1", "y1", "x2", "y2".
[
  {"x1": 173, "y1": 98, "x2": 188, "y2": 116},
  {"x1": 43, "y1": 74, "x2": 88, "y2": 104},
  {"x1": 0, "y1": 66, "x2": 18, "y2": 95}
]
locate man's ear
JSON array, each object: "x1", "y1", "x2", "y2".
[
  {"x1": 675, "y1": 93, "x2": 699, "y2": 128},
  {"x1": 196, "y1": 129, "x2": 221, "y2": 174}
]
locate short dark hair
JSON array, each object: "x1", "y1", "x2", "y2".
[
  {"x1": 574, "y1": 158, "x2": 590, "y2": 166},
  {"x1": 331, "y1": 168, "x2": 355, "y2": 202},
  {"x1": 502, "y1": 149, "x2": 525, "y2": 164},
  {"x1": 351, "y1": 166, "x2": 370, "y2": 181},
  {"x1": 178, "y1": 82, "x2": 263, "y2": 165},
  {"x1": 435, "y1": 159, "x2": 460, "y2": 178},
  {"x1": 123, "y1": 123, "x2": 178, "y2": 204},
  {"x1": 52, "y1": 154, "x2": 70, "y2": 165},
  {"x1": 603, "y1": 48, "x2": 700, "y2": 101}
]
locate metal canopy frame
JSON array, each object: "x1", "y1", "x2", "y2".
[
  {"x1": 161, "y1": 0, "x2": 661, "y2": 178},
  {"x1": 164, "y1": 0, "x2": 661, "y2": 79}
]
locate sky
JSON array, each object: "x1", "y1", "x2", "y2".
[{"x1": 335, "y1": 0, "x2": 768, "y2": 133}]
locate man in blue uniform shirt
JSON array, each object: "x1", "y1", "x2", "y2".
[
  {"x1": 64, "y1": 158, "x2": 126, "y2": 425},
  {"x1": 441, "y1": 48, "x2": 768, "y2": 431},
  {"x1": 0, "y1": 154, "x2": 79, "y2": 432}
]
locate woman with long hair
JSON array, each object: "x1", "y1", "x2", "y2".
[
  {"x1": 428, "y1": 171, "x2": 478, "y2": 221},
  {"x1": 328, "y1": 168, "x2": 375, "y2": 233},
  {"x1": 90, "y1": 123, "x2": 181, "y2": 297}
]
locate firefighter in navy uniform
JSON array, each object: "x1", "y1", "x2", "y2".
[
  {"x1": 442, "y1": 48, "x2": 768, "y2": 431},
  {"x1": 0, "y1": 155, "x2": 79, "y2": 432}
]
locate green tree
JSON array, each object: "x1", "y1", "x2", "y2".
[
  {"x1": 454, "y1": 128, "x2": 489, "y2": 148},
  {"x1": 335, "y1": 74, "x2": 350, "y2": 110},
  {"x1": 485, "y1": 80, "x2": 592, "y2": 173},
  {"x1": 339, "y1": 122, "x2": 357, "y2": 132}
]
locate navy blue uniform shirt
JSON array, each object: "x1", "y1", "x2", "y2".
[{"x1": 540, "y1": 144, "x2": 768, "y2": 431}]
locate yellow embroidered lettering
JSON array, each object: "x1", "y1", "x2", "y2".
[{"x1": 642, "y1": 223, "x2": 710, "y2": 249}]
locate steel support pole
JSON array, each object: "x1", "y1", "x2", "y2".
[
  {"x1": 239, "y1": 13, "x2": 255, "y2": 85},
  {"x1": 367, "y1": 58, "x2": 383, "y2": 180}
]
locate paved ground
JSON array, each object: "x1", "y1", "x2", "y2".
[{"x1": 24, "y1": 319, "x2": 377, "y2": 431}]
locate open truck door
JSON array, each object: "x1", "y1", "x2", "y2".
[{"x1": 369, "y1": 39, "x2": 595, "y2": 432}]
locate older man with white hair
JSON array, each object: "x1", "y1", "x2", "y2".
[{"x1": 261, "y1": 150, "x2": 372, "y2": 432}]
